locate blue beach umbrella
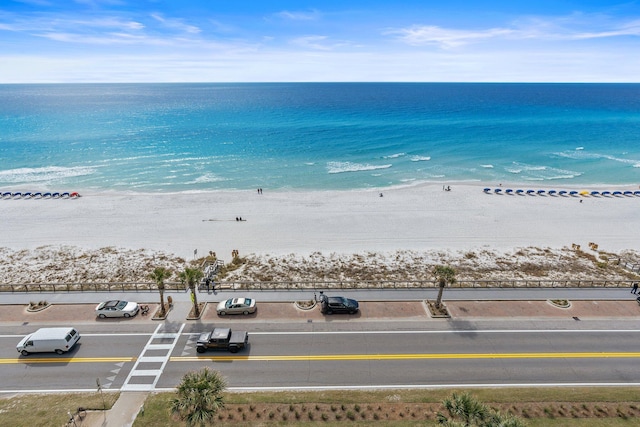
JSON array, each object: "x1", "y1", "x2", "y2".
[
  {"x1": 505, "y1": 189, "x2": 513, "y2": 194},
  {"x1": 12, "y1": 192, "x2": 22, "y2": 198},
  {"x1": 537, "y1": 190, "x2": 545, "y2": 194},
  {"x1": 526, "y1": 189, "x2": 535, "y2": 194},
  {"x1": 494, "y1": 188, "x2": 502, "y2": 193},
  {"x1": 43, "y1": 192, "x2": 52, "y2": 198},
  {"x1": 613, "y1": 191, "x2": 622, "y2": 195},
  {"x1": 590, "y1": 191, "x2": 600, "y2": 196},
  {"x1": 548, "y1": 190, "x2": 556, "y2": 195},
  {"x1": 483, "y1": 188, "x2": 491, "y2": 193},
  {"x1": 569, "y1": 191, "x2": 578, "y2": 196},
  {"x1": 1, "y1": 192, "x2": 11, "y2": 198},
  {"x1": 601, "y1": 191, "x2": 611, "y2": 196},
  {"x1": 624, "y1": 191, "x2": 633, "y2": 196},
  {"x1": 634, "y1": 191, "x2": 640, "y2": 196},
  {"x1": 52, "y1": 192, "x2": 60, "y2": 198},
  {"x1": 516, "y1": 189, "x2": 524, "y2": 194},
  {"x1": 558, "y1": 190, "x2": 568, "y2": 195}
]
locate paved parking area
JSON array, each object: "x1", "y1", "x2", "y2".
[{"x1": 1, "y1": 299, "x2": 638, "y2": 324}]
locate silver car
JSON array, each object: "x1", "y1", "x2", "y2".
[
  {"x1": 216, "y1": 298, "x2": 256, "y2": 315},
  {"x1": 95, "y1": 300, "x2": 140, "y2": 318}
]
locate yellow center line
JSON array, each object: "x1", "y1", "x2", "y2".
[
  {"x1": 0, "y1": 357, "x2": 136, "y2": 364},
  {"x1": 171, "y1": 352, "x2": 640, "y2": 362},
  {"x1": 3, "y1": 352, "x2": 639, "y2": 364}
]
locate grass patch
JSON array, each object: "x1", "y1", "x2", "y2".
[
  {"x1": 133, "y1": 387, "x2": 640, "y2": 426},
  {"x1": 0, "y1": 392, "x2": 118, "y2": 427},
  {"x1": 5, "y1": 387, "x2": 640, "y2": 426}
]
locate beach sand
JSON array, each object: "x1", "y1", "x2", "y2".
[{"x1": 1, "y1": 183, "x2": 639, "y2": 283}]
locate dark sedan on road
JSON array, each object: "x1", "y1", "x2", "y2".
[{"x1": 320, "y1": 296, "x2": 359, "y2": 315}]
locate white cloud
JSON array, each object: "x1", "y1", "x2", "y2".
[
  {"x1": 386, "y1": 25, "x2": 515, "y2": 48},
  {"x1": 290, "y1": 35, "x2": 331, "y2": 50},
  {"x1": 151, "y1": 13, "x2": 201, "y2": 34},
  {"x1": 387, "y1": 14, "x2": 640, "y2": 48},
  {"x1": 274, "y1": 10, "x2": 321, "y2": 21}
]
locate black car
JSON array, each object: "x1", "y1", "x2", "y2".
[{"x1": 320, "y1": 296, "x2": 359, "y2": 314}]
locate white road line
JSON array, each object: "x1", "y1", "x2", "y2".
[
  {"x1": 5, "y1": 382, "x2": 640, "y2": 394},
  {"x1": 183, "y1": 329, "x2": 640, "y2": 336},
  {"x1": 121, "y1": 323, "x2": 185, "y2": 392},
  {"x1": 3, "y1": 329, "x2": 640, "y2": 340}
]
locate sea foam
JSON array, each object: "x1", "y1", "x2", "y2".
[
  {"x1": 0, "y1": 166, "x2": 95, "y2": 184},
  {"x1": 326, "y1": 162, "x2": 392, "y2": 174}
]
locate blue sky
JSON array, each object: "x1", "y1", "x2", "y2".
[{"x1": 1, "y1": 0, "x2": 639, "y2": 82}]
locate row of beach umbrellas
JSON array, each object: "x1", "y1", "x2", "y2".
[
  {"x1": 1, "y1": 191, "x2": 81, "y2": 199},
  {"x1": 483, "y1": 188, "x2": 640, "y2": 196}
]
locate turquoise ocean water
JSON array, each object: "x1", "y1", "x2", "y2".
[{"x1": 0, "y1": 83, "x2": 639, "y2": 192}]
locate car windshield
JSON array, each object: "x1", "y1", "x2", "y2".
[
  {"x1": 116, "y1": 301, "x2": 128, "y2": 310},
  {"x1": 227, "y1": 298, "x2": 251, "y2": 308}
]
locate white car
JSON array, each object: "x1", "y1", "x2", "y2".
[
  {"x1": 216, "y1": 298, "x2": 256, "y2": 315},
  {"x1": 95, "y1": 300, "x2": 139, "y2": 318}
]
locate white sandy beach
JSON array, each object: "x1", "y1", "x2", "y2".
[
  {"x1": 3, "y1": 182, "x2": 640, "y2": 258},
  {"x1": 1, "y1": 182, "x2": 640, "y2": 283}
]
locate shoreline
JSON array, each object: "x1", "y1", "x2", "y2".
[{"x1": 3, "y1": 179, "x2": 640, "y2": 197}]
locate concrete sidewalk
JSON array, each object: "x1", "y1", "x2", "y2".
[{"x1": 81, "y1": 392, "x2": 147, "y2": 427}]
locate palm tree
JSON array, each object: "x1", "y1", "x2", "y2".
[
  {"x1": 437, "y1": 392, "x2": 488, "y2": 426},
  {"x1": 179, "y1": 267, "x2": 204, "y2": 317},
  {"x1": 433, "y1": 265, "x2": 456, "y2": 309},
  {"x1": 171, "y1": 367, "x2": 227, "y2": 427},
  {"x1": 149, "y1": 267, "x2": 170, "y2": 317},
  {"x1": 437, "y1": 392, "x2": 526, "y2": 427}
]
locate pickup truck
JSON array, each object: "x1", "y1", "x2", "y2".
[{"x1": 196, "y1": 327, "x2": 248, "y2": 353}]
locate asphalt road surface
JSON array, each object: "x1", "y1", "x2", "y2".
[{"x1": 2, "y1": 321, "x2": 640, "y2": 393}]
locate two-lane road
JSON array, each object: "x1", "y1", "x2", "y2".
[{"x1": 2, "y1": 324, "x2": 640, "y2": 392}]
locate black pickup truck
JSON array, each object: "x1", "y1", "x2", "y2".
[{"x1": 196, "y1": 327, "x2": 249, "y2": 353}]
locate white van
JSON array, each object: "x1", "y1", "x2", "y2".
[{"x1": 17, "y1": 327, "x2": 81, "y2": 356}]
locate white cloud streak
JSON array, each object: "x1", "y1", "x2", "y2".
[
  {"x1": 274, "y1": 10, "x2": 321, "y2": 21},
  {"x1": 387, "y1": 14, "x2": 640, "y2": 48},
  {"x1": 151, "y1": 13, "x2": 201, "y2": 34}
]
